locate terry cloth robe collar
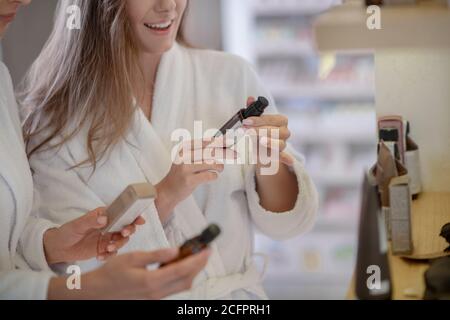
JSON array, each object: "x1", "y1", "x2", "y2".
[
  {"x1": 126, "y1": 108, "x2": 228, "y2": 280},
  {"x1": 0, "y1": 89, "x2": 34, "y2": 265}
]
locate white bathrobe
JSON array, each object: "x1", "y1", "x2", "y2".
[
  {"x1": 29, "y1": 44, "x2": 319, "y2": 299},
  {"x1": 0, "y1": 62, "x2": 57, "y2": 300}
]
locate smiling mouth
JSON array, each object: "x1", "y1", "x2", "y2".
[
  {"x1": 144, "y1": 20, "x2": 174, "y2": 31},
  {"x1": 0, "y1": 13, "x2": 16, "y2": 22}
]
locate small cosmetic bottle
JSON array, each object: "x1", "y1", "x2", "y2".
[
  {"x1": 214, "y1": 96, "x2": 269, "y2": 138},
  {"x1": 161, "y1": 224, "x2": 221, "y2": 267}
]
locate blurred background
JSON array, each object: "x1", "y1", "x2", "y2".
[{"x1": 0, "y1": 0, "x2": 378, "y2": 299}]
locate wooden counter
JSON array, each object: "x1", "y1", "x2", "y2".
[
  {"x1": 347, "y1": 250, "x2": 430, "y2": 300},
  {"x1": 347, "y1": 193, "x2": 450, "y2": 300}
]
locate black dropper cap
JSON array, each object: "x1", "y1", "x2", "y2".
[
  {"x1": 199, "y1": 224, "x2": 221, "y2": 244},
  {"x1": 379, "y1": 128, "x2": 399, "y2": 142},
  {"x1": 242, "y1": 96, "x2": 269, "y2": 118}
]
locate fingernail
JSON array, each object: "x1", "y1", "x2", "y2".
[
  {"x1": 242, "y1": 119, "x2": 253, "y2": 126},
  {"x1": 97, "y1": 216, "x2": 107, "y2": 225},
  {"x1": 107, "y1": 245, "x2": 116, "y2": 253},
  {"x1": 122, "y1": 229, "x2": 130, "y2": 237}
]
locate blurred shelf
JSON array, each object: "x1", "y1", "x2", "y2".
[
  {"x1": 264, "y1": 271, "x2": 353, "y2": 284},
  {"x1": 315, "y1": 0, "x2": 450, "y2": 51},
  {"x1": 267, "y1": 82, "x2": 375, "y2": 100},
  {"x1": 291, "y1": 128, "x2": 376, "y2": 145},
  {"x1": 311, "y1": 171, "x2": 362, "y2": 187},
  {"x1": 314, "y1": 218, "x2": 358, "y2": 232},
  {"x1": 252, "y1": 2, "x2": 339, "y2": 17},
  {"x1": 255, "y1": 41, "x2": 316, "y2": 57}
]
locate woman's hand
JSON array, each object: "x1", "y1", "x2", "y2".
[
  {"x1": 243, "y1": 97, "x2": 294, "y2": 169},
  {"x1": 155, "y1": 139, "x2": 236, "y2": 222},
  {"x1": 48, "y1": 248, "x2": 211, "y2": 300},
  {"x1": 43, "y1": 208, "x2": 146, "y2": 264},
  {"x1": 243, "y1": 97, "x2": 299, "y2": 212}
]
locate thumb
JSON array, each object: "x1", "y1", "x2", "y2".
[
  {"x1": 127, "y1": 248, "x2": 179, "y2": 268},
  {"x1": 247, "y1": 96, "x2": 256, "y2": 107},
  {"x1": 66, "y1": 207, "x2": 107, "y2": 235}
]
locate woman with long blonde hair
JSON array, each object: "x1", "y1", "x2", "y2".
[{"x1": 23, "y1": 0, "x2": 318, "y2": 299}]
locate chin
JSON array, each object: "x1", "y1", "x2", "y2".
[{"x1": 143, "y1": 41, "x2": 175, "y2": 55}]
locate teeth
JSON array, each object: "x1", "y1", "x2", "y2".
[{"x1": 145, "y1": 21, "x2": 172, "y2": 30}]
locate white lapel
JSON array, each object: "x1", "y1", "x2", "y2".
[
  {"x1": 126, "y1": 43, "x2": 228, "y2": 277},
  {"x1": 128, "y1": 110, "x2": 227, "y2": 277},
  {"x1": 0, "y1": 102, "x2": 34, "y2": 259}
]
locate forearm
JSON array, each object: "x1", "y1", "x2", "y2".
[
  {"x1": 255, "y1": 163, "x2": 299, "y2": 213},
  {"x1": 47, "y1": 271, "x2": 106, "y2": 300},
  {"x1": 43, "y1": 228, "x2": 65, "y2": 265},
  {"x1": 154, "y1": 183, "x2": 177, "y2": 224}
]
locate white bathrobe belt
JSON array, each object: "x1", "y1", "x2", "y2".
[{"x1": 173, "y1": 253, "x2": 269, "y2": 300}]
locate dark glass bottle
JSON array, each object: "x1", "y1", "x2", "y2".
[
  {"x1": 214, "y1": 96, "x2": 269, "y2": 137},
  {"x1": 161, "y1": 224, "x2": 221, "y2": 267}
]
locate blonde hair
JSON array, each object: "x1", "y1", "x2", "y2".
[{"x1": 21, "y1": 0, "x2": 188, "y2": 170}]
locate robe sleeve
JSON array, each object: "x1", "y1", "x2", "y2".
[
  {"x1": 239, "y1": 59, "x2": 319, "y2": 240},
  {"x1": 0, "y1": 270, "x2": 53, "y2": 300},
  {"x1": 16, "y1": 215, "x2": 59, "y2": 273}
]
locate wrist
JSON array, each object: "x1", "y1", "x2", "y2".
[
  {"x1": 155, "y1": 182, "x2": 177, "y2": 222},
  {"x1": 43, "y1": 228, "x2": 65, "y2": 265},
  {"x1": 47, "y1": 270, "x2": 105, "y2": 300}
]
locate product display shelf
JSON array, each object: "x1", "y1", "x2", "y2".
[{"x1": 223, "y1": 0, "x2": 377, "y2": 299}]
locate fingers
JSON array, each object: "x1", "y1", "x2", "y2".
[
  {"x1": 247, "y1": 96, "x2": 256, "y2": 107},
  {"x1": 158, "y1": 249, "x2": 211, "y2": 284},
  {"x1": 97, "y1": 251, "x2": 117, "y2": 261},
  {"x1": 118, "y1": 215, "x2": 145, "y2": 237},
  {"x1": 201, "y1": 147, "x2": 237, "y2": 163},
  {"x1": 97, "y1": 219, "x2": 141, "y2": 259},
  {"x1": 133, "y1": 216, "x2": 146, "y2": 226},
  {"x1": 260, "y1": 136, "x2": 287, "y2": 152},
  {"x1": 244, "y1": 126, "x2": 291, "y2": 141},
  {"x1": 109, "y1": 236, "x2": 130, "y2": 252},
  {"x1": 119, "y1": 224, "x2": 136, "y2": 238},
  {"x1": 243, "y1": 114, "x2": 288, "y2": 128},
  {"x1": 137, "y1": 249, "x2": 211, "y2": 299},
  {"x1": 127, "y1": 248, "x2": 180, "y2": 267},
  {"x1": 206, "y1": 136, "x2": 236, "y2": 149},
  {"x1": 189, "y1": 163, "x2": 224, "y2": 174},
  {"x1": 192, "y1": 171, "x2": 219, "y2": 186},
  {"x1": 179, "y1": 145, "x2": 236, "y2": 164},
  {"x1": 68, "y1": 207, "x2": 107, "y2": 235},
  {"x1": 96, "y1": 233, "x2": 114, "y2": 257},
  {"x1": 179, "y1": 139, "x2": 216, "y2": 152}
]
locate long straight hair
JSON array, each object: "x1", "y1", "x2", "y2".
[{"x1": 21, "y1": 0, "x2": 188, "y2": 170}]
